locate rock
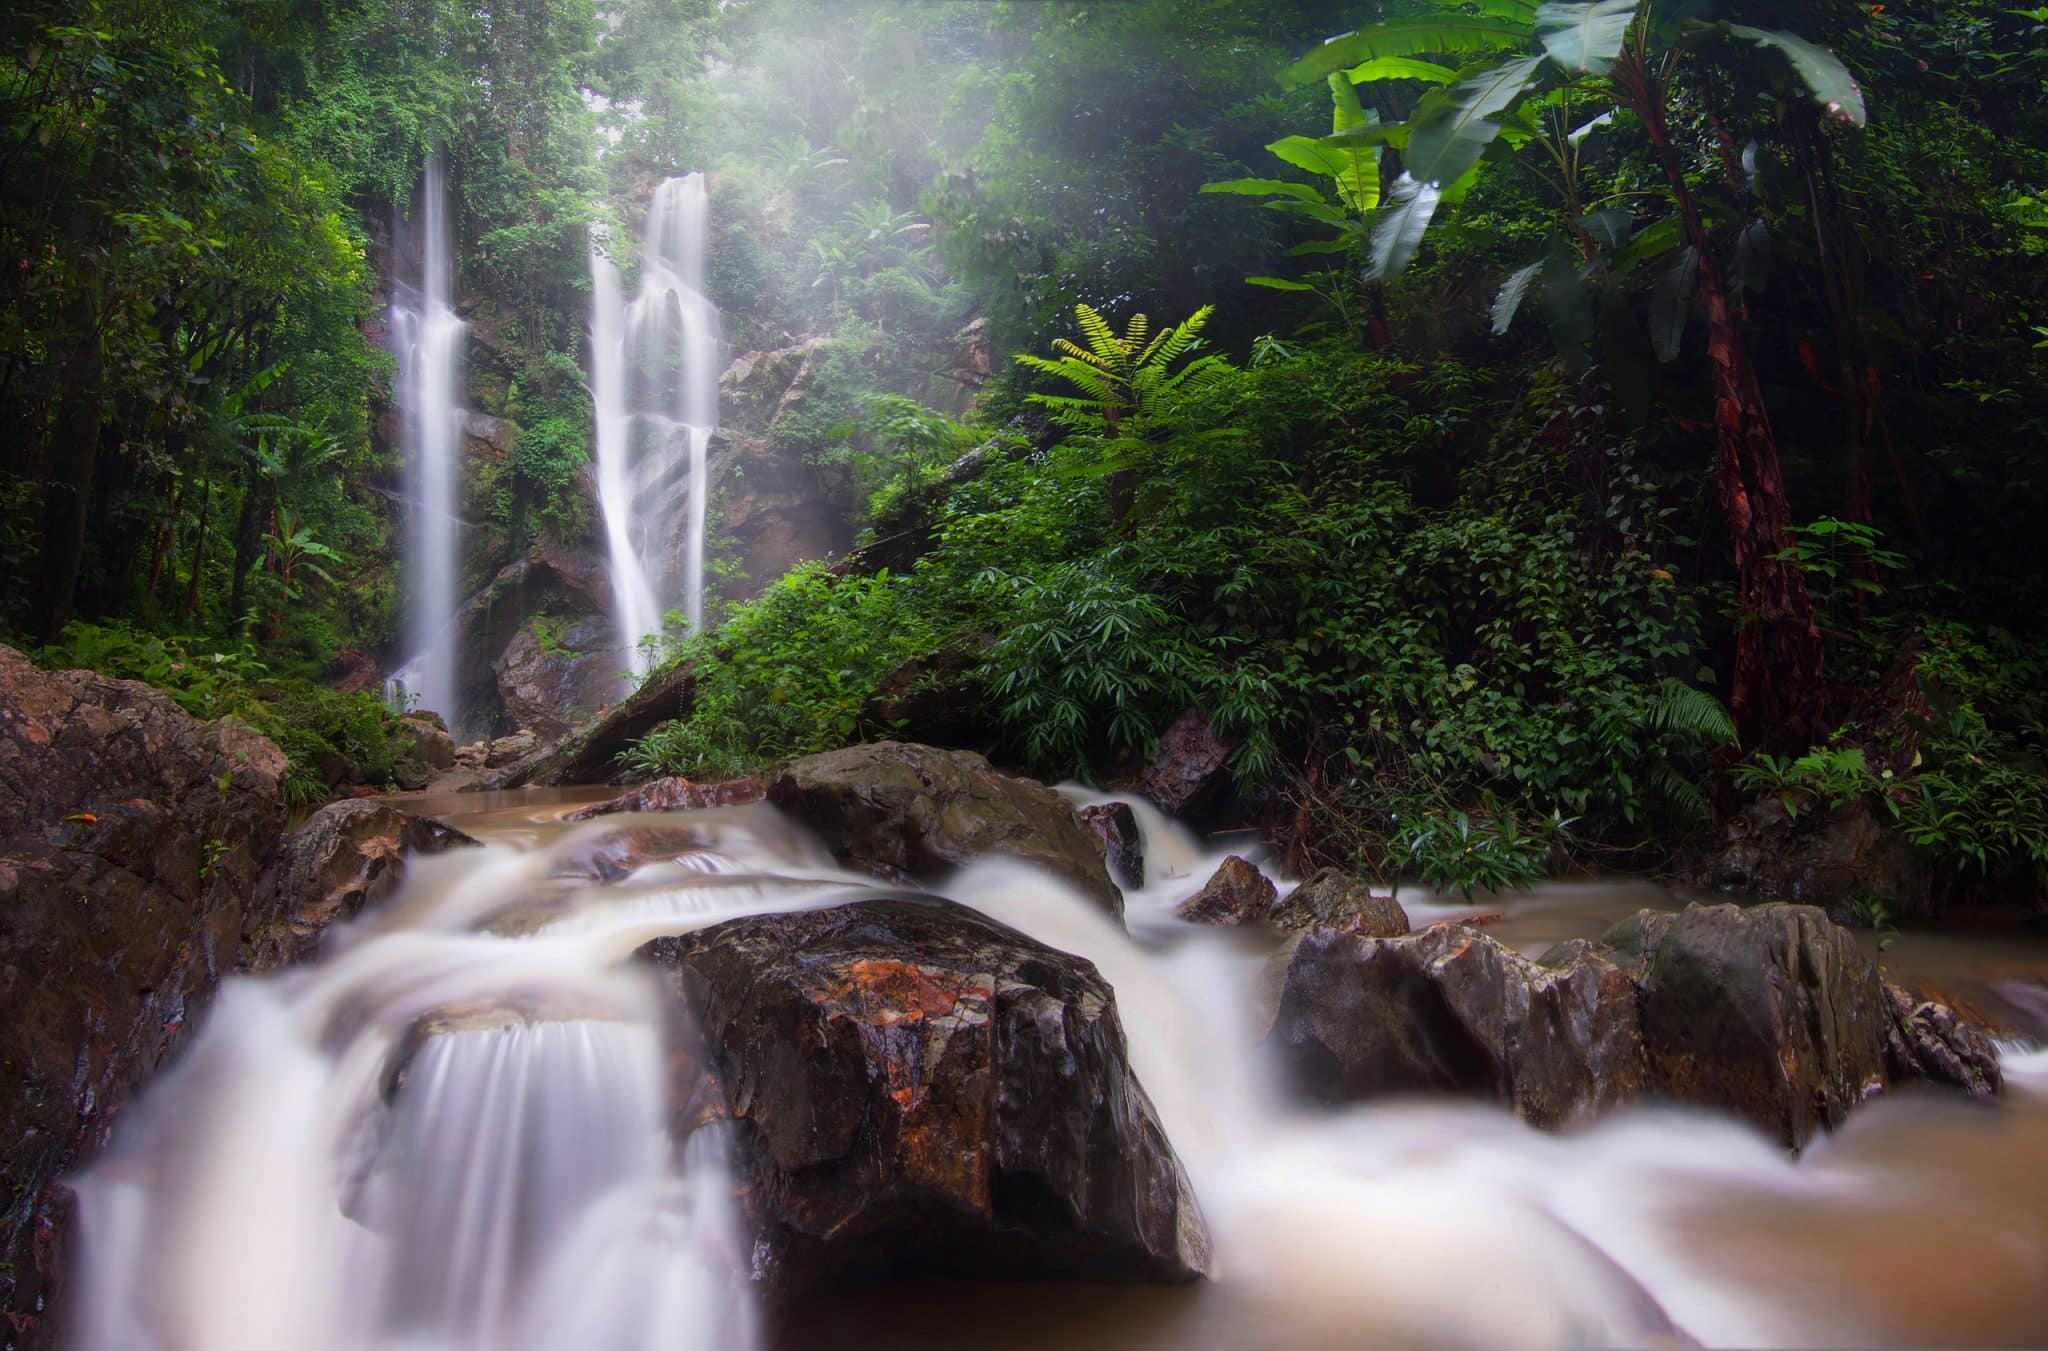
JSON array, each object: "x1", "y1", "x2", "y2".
[
  {"x1": 1176, "y1": 856, "x2": 1275, "y2": 925},
  {"x1": 1880, "y1": 979, "x2": 2002, "y2": 1099},
  {"x1": 502, "y1": 659, "x2": 694, "y2": 788},
  {"x1": 389, "y1": 714, "x2": 456, "y2": 790},
  {"x1": 454, "y1": 729, "x2": 539, "y2": 773},
  {"x1": 653, "y1": 898, "x2": 1209, "y2": 1293},
  {"x1": 1077, "y1": 802, "x2": 1144, "y2": 890},
  {"x1": 332, "y1": 647, "x2": 381, "y2": 695},
  {"x1": 1140, "y1": 708, "x2": 1233, "y2": 820},
  {"x1": 553, "y1": 824, "x2": 712, "y2": 884},
  {"x1": 494, "y1": 614, "x2": 619, "y2": 742},
  {"x1": 0, "y1": 644, "x2": 289, "y2": 1334},
  {"x1": 859, "y1": 648, "x2": 994, "y2": 750},
  {"x1": 768, "y1": 742, "x2": 1123, "y2": 920},
  {"x1": 1270, "y1": 867, "x2": 1408, "y2": 938},
  {"x1": 1273, "y1": 923, "x2": 1649, "y2": 1128},
  {"x1": 1703, "y1": 796, "x2": 1934, "y2": 920},
  {"x1": 564, "y1": 776, "x2": 768, "y2": 820},
  {"x1": 246, "y1": 801, "x2": 476, "y2": 969},
  {"x1": 1611, "y1": 902, "x2": 1891, "y2": 1147},
  {"x1": 707, "y1": 427, "x2": 853, "y2": 617},
  {"x1": 1272, "y1": 900, "x2": 2001, "y2": 1146}
]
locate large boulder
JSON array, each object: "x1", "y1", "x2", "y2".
[
  {"x1": 0, "y1": 645, "x2": 290, "y2": 1336},
  {"x1": 1273, "y1": 902, "x2": 2002, "y2": 1146},
  {"x1": 1139, "y1": 708, "x2": 1233, "y2": 820},
  {"x1": 1269, "y1": 867, "x2": 1408, "y2": 938},
  {"x1": 652, "y1": 898, "x2": 1209, "y2": 1294},
  {"x1": 245, "y1": 801, "x2": 477, "y2": 969},
  {"x1": 1603, "y1": 903, "x2": 1891, "y2": 1147},
  {"x1": 389, "y1": 714, "x2": 457, "y2": 790},
  {"x1": 501, "y1": 658, "x2": 695, "y2": 788},
  {"x1": 494, "y1": 612, "x2": 620, "y2": 742},
  {"x1": 1274, "y1": 923, "x2": 1648, "y2": 1128},
  {"x1": 768, "y1": 743, "x2": 1123, "y2": 920}
]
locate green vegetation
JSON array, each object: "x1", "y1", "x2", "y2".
[{"x1": 7, "y1": 0, "x2": 2048, "y2": 900}]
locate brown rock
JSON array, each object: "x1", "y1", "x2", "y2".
[
  {"x1": 652, "y1": 898, "x2": 1209, "y2": 1294},
  {"x1": 1077, "y1": 802, "x2": 1144, "y2": 889},
  {"x1": 565, "y1": 776, "x2": 767, "y2": 820},
  {"x1": 502, "y1": 660, "x2": 694, "y2": 787},
  {"x1": 1140, "y1": 708, "x2": 1233, "y2": 819},
  {"x1": 1609, "y1": 902, "x2": 1891, "y2": 1147},
  {"x1": 1176, "y1": 856, "x2": 1275, "y2": 925},
  {"x1": 0, "y1": 644, "x2": 289, "y2": 1334},
  {"x1": 1880, "y1": 979, "x2": 2002, "y2": 1099},
  {"x1": 1270, "y1": 868, "x2": 1408, "y2": 937},
  {"x1": 1273, "y1": 923, "x2": 1648, "y2": 1128},
  {"x1": 245, "y1": 801, "x2": 477, "y2": 969},
  {"x1": 768, "y1": 742, "x2": 1123, "y2": 920},
  {"x1": 552, "y1": 824, "x2": 712, "y2": 884}
]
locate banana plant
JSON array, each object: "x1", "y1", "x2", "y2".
[{"x1": 1233, "y1": 0, "x2": 1872, "y2": 745}]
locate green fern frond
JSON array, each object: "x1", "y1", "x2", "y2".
[
  {"x1": 1073, "y1": 303, "x2": 1120, "y2": 362},
  {"x1": 1649, "y1": 678, "x2": 1738, "y2": 744}
]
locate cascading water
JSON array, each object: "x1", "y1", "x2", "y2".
[
  {"x1": 588, "y1": 173, "x2": 722, "y2": 680},
  {"x1": 385, "y1": 157, "x2": 467, "y2": 734},
  {"x1": 69, "y1": 790, "x2": 2048, "y2": 1349}
]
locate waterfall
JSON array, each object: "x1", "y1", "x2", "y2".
[
  {"x1": 588, "y1": 173, "x2": 722, "y2": 680},
  {"x1": 386, "y1": 157, "x2": 467, "y2": 734}
]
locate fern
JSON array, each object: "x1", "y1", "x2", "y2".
[
  {"x1": 1648, "y1": 678, "x2": 1737, "y2": 744},
  {"x1": 1015, "y1": 303, "x2": 1226, "y2": 434}
]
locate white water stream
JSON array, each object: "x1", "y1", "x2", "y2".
[
  {"x1": 69, "y1": 792, "x2": 2048, "y2": 1349},
  {"x1": 385, "y1": 158, "x2": 467, "y2": 735},
  {"x1": 589, "y1": 173, "x2": 722, "y2": 680}
]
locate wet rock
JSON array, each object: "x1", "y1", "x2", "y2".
[
  {"x1": 0, "y1": 644, "x2": 290, "y2": 1333},
  {"x1": 1274, "y1": 901, "x2": 2000, "y2": 1145},
  {"x1": 1269, "y1": 867, "x2": 1408, "y2": 938},
  {"x1": 1140, "y1": 708, "x2": 1233, "y2": 820},
  {"x1": 1077, "y1": 802, "x2": 1144, "y2": 890},
  {"x1": 1176, "y1": 856, "x2": 1274, "y2": 925},
  {"x1": 654, "y1": 898, "x2": 1209, "y2": 1293},
  {"x1": 768, "y1": 742, "x2": 1122, "y2": 920},
  {"x1": 552, "y1": 824, "x2": 712, "y2": 884},
  {"x1": 454, "y1": 728, "x2": 540, "y2": 772},
  {"x1": 495, "y1": 614, "x2": 619, "y2": 742},
  {"x1": 1273, "y1": 923, "x2": 1649, "y2": 1128},
  {"x1": 503, "y1": 659, "x2": 695, "y2": 787},
  {"x1": 565, "y1": 776, "x2": 767, "y2": 820},
  {"x1": 390, "y1": 714, "x2": 457, "y2": 790},
  {"x1": 1703, "y1": 796, "x2": 1937, "y2": 920},
  {"x1": 1881, "y1": 979, "x2": 2002, "y2": 1099},
  {"x1": 1610, "y1": 902, "x2": 1891, "y2": 1147},
  {"x1": 246, "y1": 801, "x2": 477, "y2": 969}
]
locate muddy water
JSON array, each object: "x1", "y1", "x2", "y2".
[{"x1": 260, "y1": 791, "x2": 2048, "y2": 1349}]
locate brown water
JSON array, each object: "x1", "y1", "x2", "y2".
[{"x1": 332, "y1": 789, "x2": 2048, "y2": 1350}]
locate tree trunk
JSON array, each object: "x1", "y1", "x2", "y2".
[{"x1": 1637, "y1": 90, "x2": 1824, "y2": 745}]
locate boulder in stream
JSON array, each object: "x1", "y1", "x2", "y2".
[
  {"x1": 651, "y1": 897, "x2": 1210, "y2": 1294},
  {"x1": 768, "y1": 742, "x2": 1123, "y2": 920},
  {"x1": 1268, "y1": 867, "x2": 1408, "y2": 938},
  {"x1": 1274, "y1": 901, "x2": 2003, "y2": 1146},
  {"x1": 1140, "y1": 708, "x2": 1233, "y2": 820},
  {"x1": 0, "y1": 644, "x2": 290, "y2": 1335},
  {"x1": 246, "y1": 800, "x2": 477, "y2": 969},
  {"x1": 1076, "y1": 801, "x2": 1144, "y2": 890},
  {"x1": 564, "y1": 775, "x2": 767, "y2": 819},
  {"x1": 1176, "y1": 855, "x2": 1275, "y2": 925}
]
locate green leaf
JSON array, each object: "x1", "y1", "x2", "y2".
[
  {"x1": 1200, "y1": 177, "x2": 1327, "y2": 203},
  {"x1": 1649, "y1": 244, "x2": 1698, "y2": 362},
  {"x1": 1726, "y1": 25, "x2": 1867, "y2": 127},
  {"x1": 1404, "y1": 56, "x2": 1545, "y2": 185},
  {"x1": 1247, "y1": 276, "x2": 1316, "y2": 292},
  {"x1": 1534, "y1": 0, "x2": 1639, "y2": 76},
  {"x1": 1492, "y1": 259, "x2": 1544, "y2": 334},
  {"x1": 1368, "y1": 173, "x2": 1442, "y2": 280},
  {"x1": 1282, "y1": 17, "x2": 1535, "y2": 88},
  {"x1": 1344, "y1": 56, "x2": 1459, "y2": 84}
]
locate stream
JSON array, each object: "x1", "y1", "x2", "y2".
[{"x1": 70, "y1": 789, "x2": 2048, "y2": 1350}]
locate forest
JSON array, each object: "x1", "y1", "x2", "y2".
[{"x1": 4, "y1": 1, "x2": 2048, "y2": 1348}]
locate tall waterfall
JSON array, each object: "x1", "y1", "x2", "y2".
[
  {"x1": 387, "y1": 157, "x2": 467, "y2": 733},
  {"x1": 588, "y1": 172, "x2": 722, "y2": 679}
]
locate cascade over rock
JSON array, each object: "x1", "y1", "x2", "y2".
[
  {"x1": 1274, "y1": 901, "x2": 2002, "y2": 1145},
  {"x1": 246, "y1": 801, "x2": 477, "y2": 969},
  {"x1": 649, "y1": 898, "x2": 1211, "y2": 1295},
  {"x1": 0, "y1": 645, "x2": 290, "y2": 1335},
  {"x1": 767, "y1": 742, "x2": 1124, "y2": 920}
]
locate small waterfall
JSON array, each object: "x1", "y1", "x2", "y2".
[
  {"x1": 387, "y1": 157, "x2": 467, "y2": 733},
  {"x1": 588, "y1": 173, "x2": 722, "y2": 680}
]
